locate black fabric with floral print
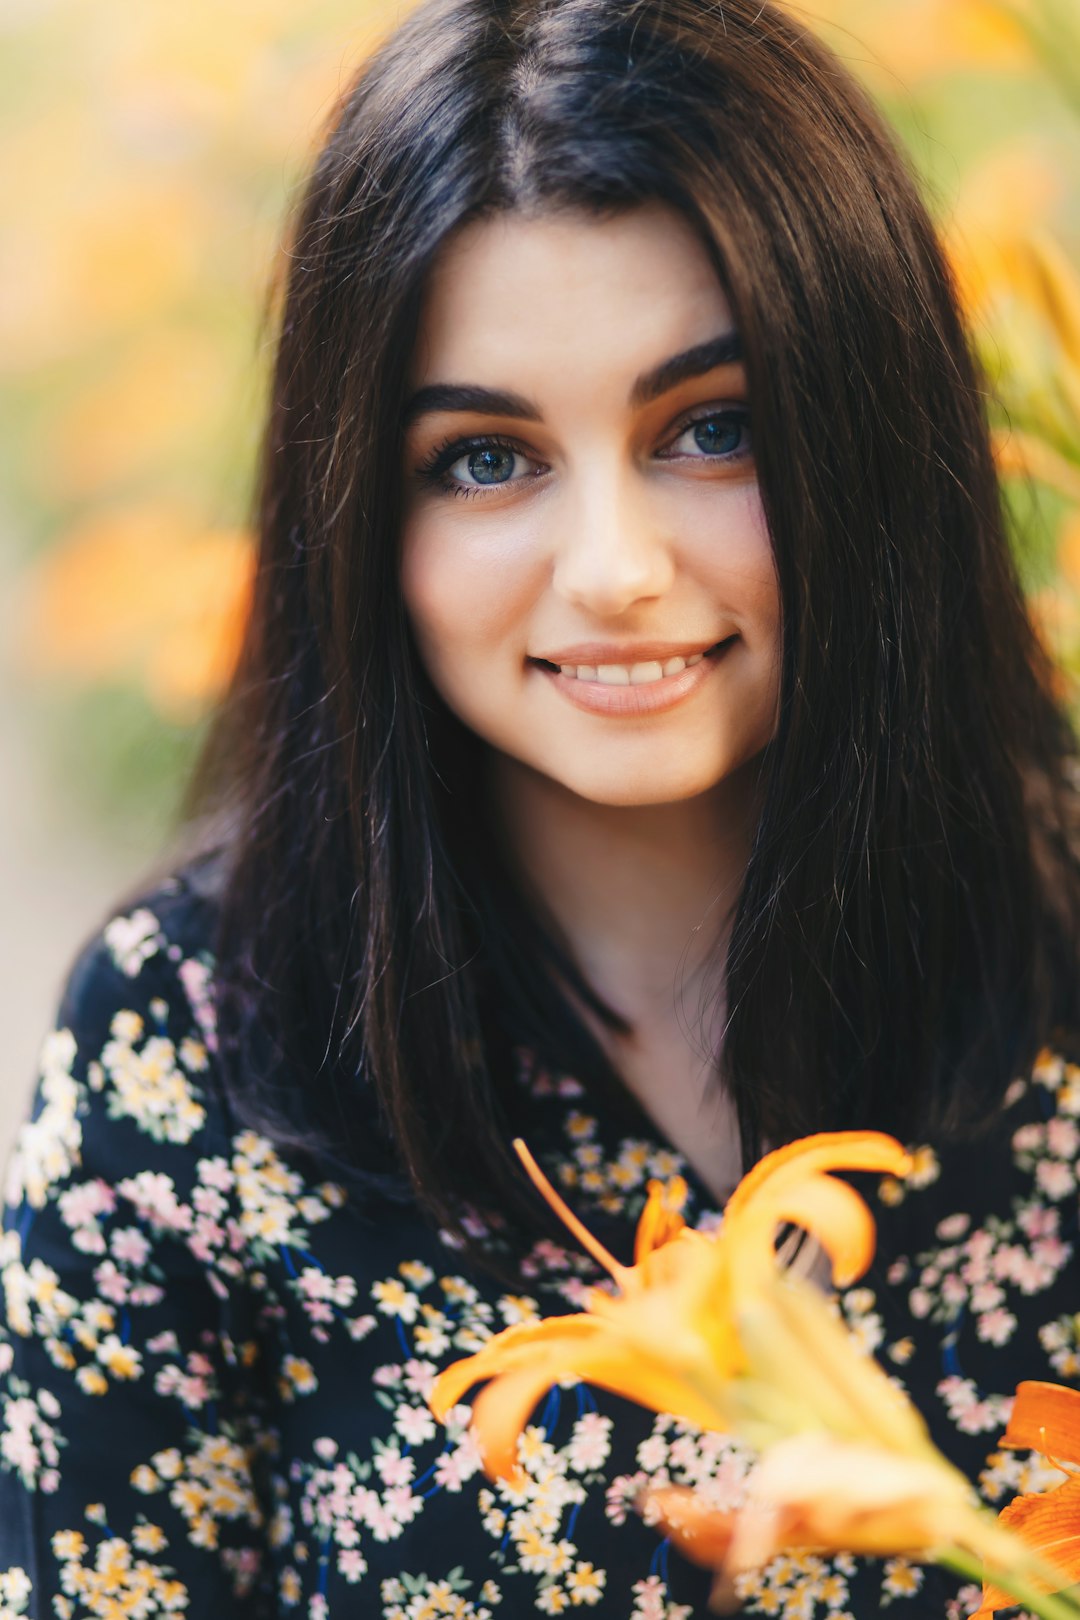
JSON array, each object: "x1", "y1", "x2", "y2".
[{"x1": 1, "y1": 862, "x2": 1078, "y2": 1619}]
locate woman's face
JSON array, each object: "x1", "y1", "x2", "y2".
[{"x1": 399, "y1": 201, "x2": 781, "y2": 807}]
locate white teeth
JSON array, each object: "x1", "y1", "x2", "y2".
[
  {"x1": 630, "y1": 661, "x2": 665, "y2": 684},
  {"x1": 547, "y1": 651, "x2": 714, "y2": 683}
]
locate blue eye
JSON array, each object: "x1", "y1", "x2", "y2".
[
  {"x1": 417, "y1": 436, "x2": 540, "y2": 497},
  {"x1": 461, "y1": 446, "x2": 517, "y2": 485},
  {"x1": 669, "y1": 410, "x2": 752, "y2": 460}
]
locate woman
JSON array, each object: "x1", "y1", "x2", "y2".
[{"x1": 4, "y1": 0, "x2": 1080, "y2": 1613}]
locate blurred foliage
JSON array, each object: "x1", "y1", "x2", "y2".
[{"x1": 1, "y1": 0, "x2": 1079, "y2": 844}]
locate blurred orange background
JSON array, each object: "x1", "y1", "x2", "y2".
[{"x1": 1, "y1": 0, "x2": 1078, "y2": 1147}]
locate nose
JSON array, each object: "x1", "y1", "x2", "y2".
[{"x1": 550, "y1": 459, "x2": 676, "y2": 616}]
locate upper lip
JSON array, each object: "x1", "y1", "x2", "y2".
[{"x1": 530, "y1": 637, "x2": 733, "y2": 666}]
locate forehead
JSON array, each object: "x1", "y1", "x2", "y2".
[{"x1": 408, "y1": 201, "x2": 736, "y2": 390}]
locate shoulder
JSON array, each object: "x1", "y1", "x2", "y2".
[{"x1": 6, "y1": 849, "x2": 230, "y2": 1218}]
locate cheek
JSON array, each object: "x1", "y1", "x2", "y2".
[
  {"x1": 398, "y1": 513, "x2": 539, "y2": 671},
  {"x1": 688, "y1": 482, "x2": 779, "y2": 626}
]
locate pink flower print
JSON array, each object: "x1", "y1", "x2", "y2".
[
  {"x1": 1008, "y1": 1251, "x2": 1055, "y2": 1293},
  {"x1": 631, "y1": 1577, "x2": 668, "y2": 1620},
  {"x1": 1012, "y1": 1122, "x2": 1045, "y2": 1154},
  {"x1": 668, "y1": 1433, "x2": 707, "y2": 1476},
  {"x1": 116, "y1": 1171, "x2": 193, "y2": 1233},
  {"x1": 941, "y1": 1272, "x2": 968, "y2": 1308},
  {"x1": 193, "y1": 1185, "x2": 227, "y2": 1219},
  {"x1": 936, "y1": 1213, "x2": 971, "y2": 1241},
  {"x1": 977, "y1": 1306, "x2": 1018, "y2": 1346},
  {"x1": 385, "y1": 1483, "x2": 423, "y2": 1528},
  {"x1": 337, "y1": 1549, "x2": 366, "y2": 1583},
  {"x1": 567, "y1": 1412, "x2": 613, "y2": 1472},
  {"x1": 969, "y1": 1281, "x2": 1005, "y2": 1312},
  {"x1": 636, "y1": 1433, "x2": 670, "y2": 1473},
  {"x1": 1047, "y1": 1115, "x2": 1080, "y2": 1159},
  {"x1": 909, "y1": 1287, "x2": 933, "y2": 1319},
  {"x1": 189, "y1": 1216, "x2": 225, "y2": 1265},
  {"x1": 110, "y1": 1227, "x2": 151, "y2": 1267},
  {"x1": 1036, "y1": 1159, "x2": 1076, "y2": 1199},
  {"x1": 531, "y1": 1240, "x2": 574, "y2": 1273},
  {"x1": 374, "y1": 1448, "x2": 415, "y2": 1487},
  {"x1": 607, "y1": 1471, "x2": 649, "y2": 1526},
  {"x1": 128, "y1": 1285, "x2": 164, "y2": 1308},
  {"x1": 178, "y1": 957, "x2": 218, "y2": 1051},
  {"x1": 394, "y1": 1403, "x2": 436, "y2": 1446},
  {"x1": 556, "y1": 1277, "x2": 594, "y2": 1307},
  {"x1": 403, "y1": 1359, "x2": 437, "y2": 1399},
  {"x1": 298, "y1": 1269, "x2": 336, "y2": 1302},
  {"x1": 1033, "y1": 1234, "x2": 1070, "y2": 1271},
  {"x1": 433, "y1": 1432, "x2": 482, "y2": 1492},
  {"x1": 59, "y1": 1179, "x2": 115, "y2": 1229},
  {"x1": 93, "y1": 1261, "x2": 130, "y2": 1306},
  {"x1": 1017, "y1": 1203, "x2": 1059, "y2": 1238},
  {"x1": 198, "y1": 1156, "x2": 234, "y2": 1191}
]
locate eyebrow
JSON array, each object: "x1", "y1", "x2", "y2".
[{"x1": 401, "y1": 330, "x2": 743, "y2": 428}]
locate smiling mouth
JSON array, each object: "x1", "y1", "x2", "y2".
[{"x1": 529, "y1": 637, "x2": 735, "y2": 678}]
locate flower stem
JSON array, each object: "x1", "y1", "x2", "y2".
[{"x1": 937, "y1": 1545, "x2": 1080, "y2": 1620}]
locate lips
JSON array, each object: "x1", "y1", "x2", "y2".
[{"x1": 527, "y1": 635, "x2": 731, "y2": 673}]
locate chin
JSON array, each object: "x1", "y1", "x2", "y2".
[{"x1": 553, "y1": 759, "x2": 737, "y2": 807}]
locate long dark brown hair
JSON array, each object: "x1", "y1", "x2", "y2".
[{"x1": 182, "y1": 0, "x2": 1080, "y2": 1253}]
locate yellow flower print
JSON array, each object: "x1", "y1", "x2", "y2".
[
  {"x1": 5, "y1": 1030, "x2": 82, "y2": 1210},
  {"x1": 97, "y1": 1335, "x2": 142, "y2": 1381},
  {"x1": 150, "y1": 1449, "x2": 183, "y2": 1481},
  {"x1": 279, "y1": 1356, "x2": 317, "y2": 1400},
  {"x1": 133, "y1": 1523, "x2": 167, "y2": 1554},
  {"x1": 372, "y1": 1278, "x2": 419, "y2": 1321},
  {"x1": 566, "y1": 1562, "x2": 606, "y2": 1605},
  {"x1": 882, "y1": 1557, "x2": 924, "y2": 1598},
  {"x1": 498, "y1": 1295, "x2": 540, "y2": 1326},
  {"x1": 51, "y1": 1532, "x2": 86, "y2": 1561},
  {"x1": 440, "y1": 1276, "x2": 478, "y2": 1305},
  {"x1": 0, "y1": 1566, "x2": 32, "y2": 1616},
  {"x1": 51, "y1": 1528, "x2": 189, "y2": 1619}
]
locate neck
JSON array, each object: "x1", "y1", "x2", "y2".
[{"x1": 488, "y1": 752, "x2": 765, "y2": 1036}]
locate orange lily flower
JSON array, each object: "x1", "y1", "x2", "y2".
[
  {"x1": 640, "y1": 1434, "x2": 1020, "y2": 1614},
  {"x1": 975, "y1": 1381, "x2": 1080, "y2": 1617},
  {"x1": 428, "y1": 1131, "x2": 913, "y2": 1485}
]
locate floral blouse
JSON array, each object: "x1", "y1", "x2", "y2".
[{"x1": 2, "y1": 864, "x2": 1079, "y2": 1620}]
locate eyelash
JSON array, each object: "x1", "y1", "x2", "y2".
[{"x1": 414, "y1": 407, "x2": 753, "y2": 500}]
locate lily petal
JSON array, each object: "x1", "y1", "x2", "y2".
[
  {"x1": 722, "y1": 1132, "x2": 913, "y2": 1229},
  {"x1": 974, "y1": 1474, "x2": 1080, "y2": 1615},
  {"x1": 463, "y1": 1333, "x2": 732, "y2": 1481},
  {"x1": 429, "y1": 1315, "x2": 606, "y2": 1422},
  {"x1": 737, "y1": 1175, "x2": 878, "y2": 1290},
  {"x1": 735, "y1": 1277, "x2": 936, "y2": 1456},
  {"x1": 634, "y1": 1176, "x2": 689, "y2": 1263},
  {"x1": 1001, "y1": 1382, "x2": 1080, "y2": 1468}
]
